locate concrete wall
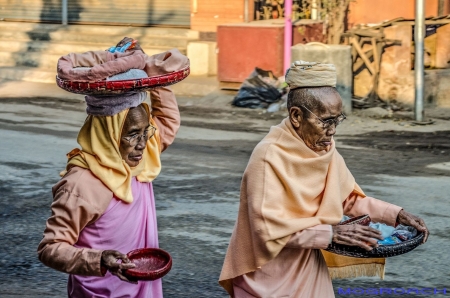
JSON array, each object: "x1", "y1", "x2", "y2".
[
  {"x1": 436, "y1": 24, "x2": 450, "y2": 69},
  {"x1": 187, "y1": 41, "x2": 218, "y2": 76},
  {"x1": 354, "y1": 23, "x2": 450, "y2": 107},
  {"x1": 377, "y1": 24, "x2": 413, "y2": 104},
  {"x1": 426, "y1": 69, "x2": 450, "y2": 107}
]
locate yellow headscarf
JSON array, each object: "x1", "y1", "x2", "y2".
[{"x1": 65, "y1": 102, "x2": 161, "y2": 203}]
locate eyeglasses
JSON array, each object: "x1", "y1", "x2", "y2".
[
  {"x1": 122, "y1": 125, "x2": 157, "y2": 147},
  {"x1": 301, "y1": 105, "x2": 346, "y2": 129}
]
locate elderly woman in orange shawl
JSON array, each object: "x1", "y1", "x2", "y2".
[
  {"x1": 37, "y1": 39, "x2": 187, "y2": 297},
  {"x1": 219, "y1": 61, "x2": 429, "y2": 297}
]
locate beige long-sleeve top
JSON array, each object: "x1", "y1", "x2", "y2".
[
  {"x1": 232, "y1": 193, "x2": 402, "y2": 298},
  {"x1": 37, "y1": 87, "x2": 180, "y2": 276}
]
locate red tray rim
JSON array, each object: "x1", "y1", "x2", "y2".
[{"x1": 56, "y1": 66, "x2": 190, "y2": 95}]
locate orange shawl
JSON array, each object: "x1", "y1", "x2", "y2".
[{"x1": 219, "y1": 118, "x2": 370, "y2": 295}]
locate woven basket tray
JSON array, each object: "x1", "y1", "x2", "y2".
[
  {"x1": 339, "y1": 214, "x2": 371, "y2": 226},
  {"x1": 56, "y1": 66, "x2": 190, "y2": 95},
  {"x1": 325, "y1": 214, "x2": 424, "y2": 258},
  {"x1": 326, "y1": 232, "x2": 424, "y2": 258}
]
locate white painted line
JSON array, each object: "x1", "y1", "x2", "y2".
[{"x1": 426, "y1": 162, "x2": 450, "y2": 171}]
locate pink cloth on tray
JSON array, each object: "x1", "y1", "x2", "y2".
[{"x1": 68, "y1": 178, "x2": 163, "y2": 298}]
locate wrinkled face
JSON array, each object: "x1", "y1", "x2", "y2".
[
  {"x1": 119, "y1": 105, "x2": 150, "y2": 167},
  {"x1": 289, "y1": 93, "x2": 343, "y2": 152}
]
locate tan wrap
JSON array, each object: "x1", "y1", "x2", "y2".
[
  {"x1": 64, "y1": 86, "x2": 180, "y2": 204},
  {"x1": 219, "y1": 118, "x2": 359, "y2": 295},
  {"x1": 286, "y1": 60, "x2": 336, "y2": 89}
]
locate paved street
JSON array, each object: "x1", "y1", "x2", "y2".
[{"x1": 0, "y1": 96, "x2": 449, "y2": 297}]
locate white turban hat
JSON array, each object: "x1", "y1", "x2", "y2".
[{"x1": 285, "y1": 60, "x2": 337, "y2": 89}]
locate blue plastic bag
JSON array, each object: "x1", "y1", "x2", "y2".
[{"x1": 107, "y1": 41, "x2": 132, "y2": 53}]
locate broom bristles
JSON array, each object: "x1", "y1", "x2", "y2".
[{"x1": 328, "y1": 264, "x2": 385, "y2": 280}]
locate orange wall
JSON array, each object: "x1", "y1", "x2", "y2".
[
  {"x1": 348, "y1": 0, "x2": 448, "y2": 27},
  {"x1": 192, "y1": 0, "x2": 450, "y2": 32},
  {"x1": 190, "y1": 0, "x2": 253, "y2": 32}
]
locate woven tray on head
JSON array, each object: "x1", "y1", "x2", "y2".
[
  {"x1": 56, "y1": 66, "x2": 190, "y2": 95},
  {"x1": 325, "y1": 214, "x2": 424, "y2": 258}
]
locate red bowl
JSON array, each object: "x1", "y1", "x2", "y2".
[{"x1": 123, "y1": 248, "x2": 172, "y2": 281}]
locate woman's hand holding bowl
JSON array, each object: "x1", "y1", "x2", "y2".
[
  {"x1": 332, "y1": 224, "x2": 384, "y2": 251},
  {"x1": 101, "y1": 250, "x2": 137, "y2": 284}
]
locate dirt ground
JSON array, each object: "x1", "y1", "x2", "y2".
[{"x1": 0, "y1": 96, "x2": 449, "y2": 297}]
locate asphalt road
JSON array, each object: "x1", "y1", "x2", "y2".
[{"x1": 0, "y1": 97, "x2": 449, "y2": 297}]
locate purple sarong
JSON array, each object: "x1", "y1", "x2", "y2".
[{"x1": 68, "y1": 178, "x2": 163, "y2": 298}]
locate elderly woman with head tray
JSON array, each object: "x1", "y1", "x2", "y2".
[
  {"x1": 219, "y1": 61, "x2": 429, "y2": 298},
  {"x1": 38, "y1": 39, "x2": 189, "y2": 297}
]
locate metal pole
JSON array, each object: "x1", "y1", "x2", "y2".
[
  {"x1": 414, "y1": 0, "x2": 425, "y2": 122},
  {"x1": 311, "y1": 0, "x2": 318, "y2": 20},
  {"x1": 62, "y1": 0, "x2": 68, "y2": 25},
  {"x1": 284, "y1": 0, "x2": 293, "y2": 73}
]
